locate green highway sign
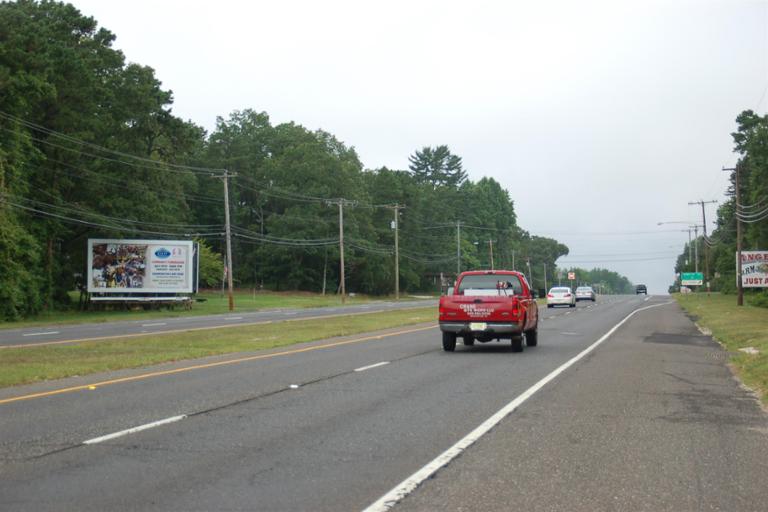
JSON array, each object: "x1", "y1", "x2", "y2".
[{"x1": 681, "y1": 272, "x2": 704, "y2": 286}]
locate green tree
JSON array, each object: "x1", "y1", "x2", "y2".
[{"x1": 408, "y1": 145, "x2": 467, "y2": 188}]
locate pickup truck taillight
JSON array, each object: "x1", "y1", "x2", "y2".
[{"x1": 511, "y1": 299, "x2": 520, "y2": 318}]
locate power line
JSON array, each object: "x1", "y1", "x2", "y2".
[{"x1": 0, "y1": 110, "x2": 219, "y2": 175}]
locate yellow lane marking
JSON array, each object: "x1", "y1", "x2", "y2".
[
  {"x1": 0, "y1": 306, "x2": 433, "y2": 350},
  {"x1": 0, "y1": 324, "x2": 437, "y2": 406}
]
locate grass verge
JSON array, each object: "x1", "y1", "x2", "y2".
[
  {"x1": 674, "y1": 293, "x2": 768, "y2": 405},
  {"x1": 0, "y1": 307, "x2": 435, "y2": 389}
]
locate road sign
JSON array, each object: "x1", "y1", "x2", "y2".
[
  {"x1": 567, "y1": 272, "x2": 575, "y2": 280},
  {"x1": 681, "y1": 272, "x2": 703, "y2": 286}
]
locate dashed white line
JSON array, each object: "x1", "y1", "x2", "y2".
[
  {"x1": 141, "y1": 322, "x2": 166, "y2": 327},
  {"x1": 362, "y1": 300, "x2": 675, "y2": 512},
  {"x1": 224, "y1": 316, "x2": 243, "y2": 321},
  {"x1": 83, "y1": 415, "x2": 187, "y2": 445},
  {"x1": 22, "y1": 331, "x2": 59, "y2": 337},
  {"x1": 354, "y1": 361, "x2": 390, "y2": 372},
  {"x1": 283, "y1": 312, "x2": 298, "y2": 316}
]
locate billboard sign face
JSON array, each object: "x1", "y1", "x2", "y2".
[
  {"x1": 681, "y1": 272, "x2": 704, "y2": 286},
  {"x1": 740, "y1": 251, "x2": 768, "y2": 288},
  {"x1": 88, "y1": 239, "x2": 195, "y2": 293}
]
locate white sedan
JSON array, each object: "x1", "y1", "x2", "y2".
[
  {"x1": 547, "y1": 287, "x2": 576, "y2": 308},
  {"x1": 575, "y1": 286, "x2": 596, "y2": 302}
]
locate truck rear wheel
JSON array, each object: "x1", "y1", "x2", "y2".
[
  {"x1": 511, "y1": 335, "x2": 524, "y2": 353},
  {"x1": 462, "y1": 335, "x2": 475, "y2": 346},
  {"x1": 525, "y1": 328, "x2": 538, "y2": 347},
  {"x1": 442, "y1": 332, "x2": 457, "y2": 352}
]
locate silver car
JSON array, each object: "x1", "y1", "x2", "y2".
[
  {"x1": 547, "y1": 286, "x2": 576, "y2": 308},
  {"x1": 575, "y1": 286, "x2": 596, "y2": 302}
]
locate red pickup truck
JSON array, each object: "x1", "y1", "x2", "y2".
[{"x1": 438, "y1": 270, "x2": 539, "y2": 352}]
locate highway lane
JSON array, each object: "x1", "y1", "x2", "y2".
[
  {"x1": 0, "y1": 295, "x2": 686, "y2": 511},
  {"x1": 0, "y1": 299, "x2": 435, "y2": 348},
  {"x1": 394, "y1": 300, "x2": 768, "y2": 511}
]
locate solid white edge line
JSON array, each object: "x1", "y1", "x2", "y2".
[
  {"x1": 361, "y1": 300, "x2": 674, "y2": 512},
  {"x1": 83, "y1": 415, "x2": 187, "y2": 445},
  {"x1": 141, "y1": 322, "x2": 167, "y2": 327},
  {"x1": 354, "y1": 361, "x2": 390, "y2": 372},
  {"x1": 22, "y1": 331, "x2": 60, "y2": 337}
]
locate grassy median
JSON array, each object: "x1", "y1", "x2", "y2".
[
  {"x1": 0, "y1": 307, "x2": 435, "y2": 389},
  {"x1": 0, "y1": 290, "x2": 390, "y2": 330},
  {"x1": 675, "y1": 293, "x2": 768, "y2": 405}
]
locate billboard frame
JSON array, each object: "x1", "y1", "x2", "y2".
[{"x1": 87, "y1": 239, "x2": 197, "y2": 295}]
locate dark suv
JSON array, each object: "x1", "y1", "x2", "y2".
[{"x1": 635, "y1": 284, "x2": 647, "y2": 295}]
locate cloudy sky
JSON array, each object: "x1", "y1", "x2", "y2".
[{"x1": 71, "y1": 0, "x2": 767, "y2": 294}]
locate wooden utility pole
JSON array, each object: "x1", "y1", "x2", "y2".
[
  {"x1": 688, "y1": 199, "x2": 718, "y2": 290},
  {"x1": 339, "y1": 200, "x2": 346, "y2": 303},
  {"x1": 217, "y1": 170, "x2": 236, "y2": 311},
  {"x1": 488, "y1": 239, "x2": 494, "y2": 270},
  {"x1": 456, "y1": 220, "x2": 461, "y2": 275},
  {"x1": 327, "y1": 198, "x2": 355, "y2": 303},
  {"x1": 391, "y1": 204, "x2": 401, "y2": 300},
  {"x1": 723, "y1": 167, "x2": 743, "y2": 305}
]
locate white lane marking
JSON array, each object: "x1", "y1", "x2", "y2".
[
  {"x1": 644, "y1": 297, "x2": 650, "y2": 302},
  {"x1": 354, "y1": 361, "x2": 390, "y2": 372},
  {"x1": 83, "y1": 415, "x2": 187, "y2": 445},
  {"x1": 289, "y1": 384, "x2": 300, "y2": 389},
  {"x1": 359, "y1": 305, "x2": 371, "y2": 309},
  {"x1": 560, "y1": 332, "x2": 579, "y2": 336},
  {"x1": 22, "y1": 331, "x2": 60, "y2": 337},
  {"x1": 565, "y1": 312, "x2": 572, "y2": 315},
  {"x1": 224, "y1": 316, "x2": 243, "y2": 321},
  {"x1": 283, "y1": 312, "x2": 298, "y2": 316},
  {"x1": 141, "y1": 322, "x2": 167, "y2": 327},
  {"x1": 363, "y1": 300, "x2": 674, "y2": 512}
]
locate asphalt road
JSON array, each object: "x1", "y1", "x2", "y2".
[
  {"x1": 0, "y1": 299, "x2": 435, "y2": 348},
  {"x1": 1, "y1": 295, "x2": 766, "y2": 511}
]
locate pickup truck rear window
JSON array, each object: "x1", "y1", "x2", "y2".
[{"x1": 458, "y1": 275, "x2": 523, "y2": 295}]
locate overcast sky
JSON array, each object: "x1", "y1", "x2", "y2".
[{"x1": 71, "y1": 0, "x2": 767, "y2": 294}]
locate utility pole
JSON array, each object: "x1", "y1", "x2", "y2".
[
  {"x1": 692, "y1": 225, "x2": 699, "y2": 273},
  {"x1": 390, "y1": 204, "x2": 401, "y2": 300},
  {"x1": 488, "y1": 239, "x2": 494, "y2": 270},
  {"x1": 689, "y1": 199, "x2": 717, "y2": 289},
  {"x1": 543, "y1": 262, "x2": 547, "y2": 293},
  {"x1": 511, "y1": 249, "x2": 515, "y2": 271},
  {"x1": 526, "y1": 258, "x2": 532, "y2": 291},
  {"x1": 216, "y1": 170, "x2": 236, "y2": 311},
  {"x1": 456, "y1": 220, "x2": 461, "y2": 275},
  {"x1": 339, "y1": 200, "x2": 345, "y2": 303},
  {"x1": 723, "y1": 167, "x2": 743, "y2": 305},
  {"x1": 327, "y1": 198, "x2": 355, "y2": 304}
]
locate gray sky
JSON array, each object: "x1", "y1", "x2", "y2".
[{"x1": 71, "y1": 0, "x2": 767, "y2": 294}]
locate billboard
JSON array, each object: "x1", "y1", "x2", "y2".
[
  {"x1": 740, "y1": 251, "x2": 768, "y2": 288},
  {"x1": 88, "y1": 239, "x2": 196, "y2": 294}
]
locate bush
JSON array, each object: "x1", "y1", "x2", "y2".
[{"x1": 747, "y1": 291, "x2": 768, "y2": 309}]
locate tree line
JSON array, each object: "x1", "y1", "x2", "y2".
[
  {"x1": 672, "y1": 109, "x2": 768, "y2": 303},
  {"x1": 0, "y1": 1, "x2": 634, "y2": 319}
]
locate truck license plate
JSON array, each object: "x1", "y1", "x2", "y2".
[{"x1": 469, "y1": 322, "x2": 487, "y2": 331}]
